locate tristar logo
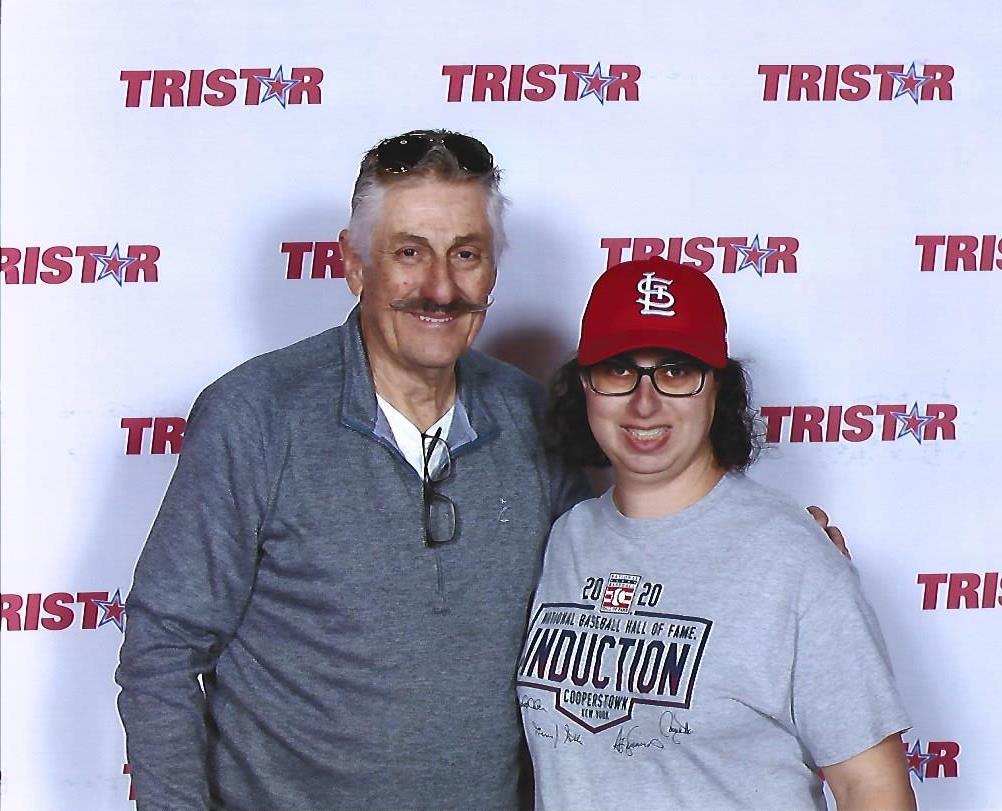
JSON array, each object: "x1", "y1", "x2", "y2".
[
  {"x1": 759, "y1": 63, "x2": 953, "y2": 102},
  {"x1": 442, "y1": 62, "x2": 640, "y2": 104},
  {"x1": 760, "y1": 402, "x2": 957, "y2": 444},
  {"x1": 121, "y1": 66, "x2": 323, "y2": 108},
  {"x1": 903, "y1": 738, "x2": 960, "y2": 782},
  {"x1": 636, "y1": 273, "x2": 675, "y2": 317},
  {"x1": 122, "y1": 417, "x2": 186, "y2": 455},
  {"x1": 917, "y1": 572, "x2": 1000, "y2": 609},
  {"x1": 601, "y1": 236, "x2": 798, "y2": 275},
  {"x1": 282, "y1": 241, "x2": 345, "y2": 279},
  {"x1": 917, "y1": 234, "x2": 1001, "y2": 271},
  {"x1": 1, "y1": 590, "x2": 126, "y2": 632},
  {"x1": 517, "y1": 601, "x2": 711, "y2": 732},
  {"x1": 1, "y1": 244, "x2": 160, "y2": 285}
]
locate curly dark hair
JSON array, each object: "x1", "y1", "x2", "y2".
[{"x1": 543, "y1": 356, "x2": 761, "y2": 471}]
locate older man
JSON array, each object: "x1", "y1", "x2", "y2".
[{"x1": 116, "y1": 131, "x2": 591, "y2": 811}]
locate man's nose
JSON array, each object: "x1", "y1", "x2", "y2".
[{"x1": 418, "y1": 254, "x2": 461, "y2": 305}]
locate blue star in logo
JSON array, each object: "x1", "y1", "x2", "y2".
[
  {"x1": 573, "y1": 63, "x2": 616, "y2": 105},
  {"x1": 94, "y1": 588, "x2": 127, "y2": 632},
  {"x1": 260, "y1": 66, "x2": 301, "y2": 108},
  {"x1": 890, "y1": 402, "x2": 935, "y2": 444},
  {"x1": 92, "y1": 244, "x2": 136, "y2": 286},
  {"x1": 889, "y1": 62, "x2": 931, "y2": 105},
  {"x1": 734, "y1": 235, "x2": 777, "y2": 277},
  {"x1": 905, "y1": 740, "x2": 934, "y2": 782}
]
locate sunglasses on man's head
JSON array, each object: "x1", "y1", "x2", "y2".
[{"x1": 373, "y1": 131, "x2": 494, "y2": 175}]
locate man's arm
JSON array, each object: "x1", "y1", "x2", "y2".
[
  {"x1": 116, "y1": 385, "x2": 271, "y2": 811},
  {"x1": 824, "y1": 733, "x2": 917, "y2": 811}
]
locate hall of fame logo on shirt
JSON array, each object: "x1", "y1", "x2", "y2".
[
  {"x1": 601, "y1": 573, "x2": 640, "y2": 613},
  {"x1": 517, "y1": 573, "x2": 712, "y2": 733}
]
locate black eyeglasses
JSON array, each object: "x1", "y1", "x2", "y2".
[
  {"x1": 585, "y1": 360, "x2": 708, "y2": 397},
  {"x1": 374, "y1": 130, "x2": 494, "y2": 175},
  {"x1": 421, "y1": 427, "x2": 456, "y2": 545}
]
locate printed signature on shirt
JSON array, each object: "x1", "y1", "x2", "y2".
[
  {"x1": 611, "y1": 725, "x2": 665, "y2": 757},
  {"x1": 518, "y1": 695, "x2": 546, "y2": 712},
  {"x1": 520, "y1": 694, "x2": 694, "y2": 754},
  {"x1": 529, "y1": 720, "x2": 584, "y2": 749},
  {"x1": 610, "y1": 713, "x2": 695, "y2": 756},
  {"x1": 659, "y1": 710, "x2": 695, "y2": 745}
]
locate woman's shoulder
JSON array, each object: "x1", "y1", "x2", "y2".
[
  {"x1": 551, "y1": 493, "x2": 606, "y2": 534},
  {"x1": 722, "y1": 473, "x2": 852, "y2": 574}
]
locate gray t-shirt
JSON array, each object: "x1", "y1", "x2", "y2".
[{"x1": 518, "y1": 472, "x2": 910, "y2": 811}]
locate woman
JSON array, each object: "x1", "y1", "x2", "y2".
[{"x1": 517, "y1": 257, "x2": 915, "y2": 810}]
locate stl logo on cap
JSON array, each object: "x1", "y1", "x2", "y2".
[
  {"x1": 636, "y1": 271, "x2": 675, "y2": 317},
  {"x1": 578, "y1": 257, "x2": 728, "y2": 367}
]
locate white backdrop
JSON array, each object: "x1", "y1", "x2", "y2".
[{"x1": 2, "y1": 2, "x2": 999, "y2": 809}]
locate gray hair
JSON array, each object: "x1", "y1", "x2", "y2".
[{"x1": 347, "y1": 132, "x2": 508, "y2": 265}]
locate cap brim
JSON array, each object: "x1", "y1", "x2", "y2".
[{"x1": 578, "y1": 329, "x2": 727, "y2": 368}]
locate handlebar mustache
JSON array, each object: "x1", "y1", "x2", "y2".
[{"x1": 388, "y1": 295, "x2": 494, "y2": 315}]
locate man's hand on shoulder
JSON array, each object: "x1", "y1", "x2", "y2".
[{"x1": 807, "y1": 505, "x2": 850, "y2": 559}]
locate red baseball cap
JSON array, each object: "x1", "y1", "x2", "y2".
[{"x1": 577, "y1": 257, "x2": 728, "y2": 368}]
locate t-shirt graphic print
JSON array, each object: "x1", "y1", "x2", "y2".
[{"x1": 518, "y1": 474, "x2": 910, "y2": 811}]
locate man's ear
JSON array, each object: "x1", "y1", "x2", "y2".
[
  {"x1": 487, "y1": 262, "x2": 499, "y2": 298},
  {"x1": 339, "y1": 228, "x2": 364, "y2": 296}
]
